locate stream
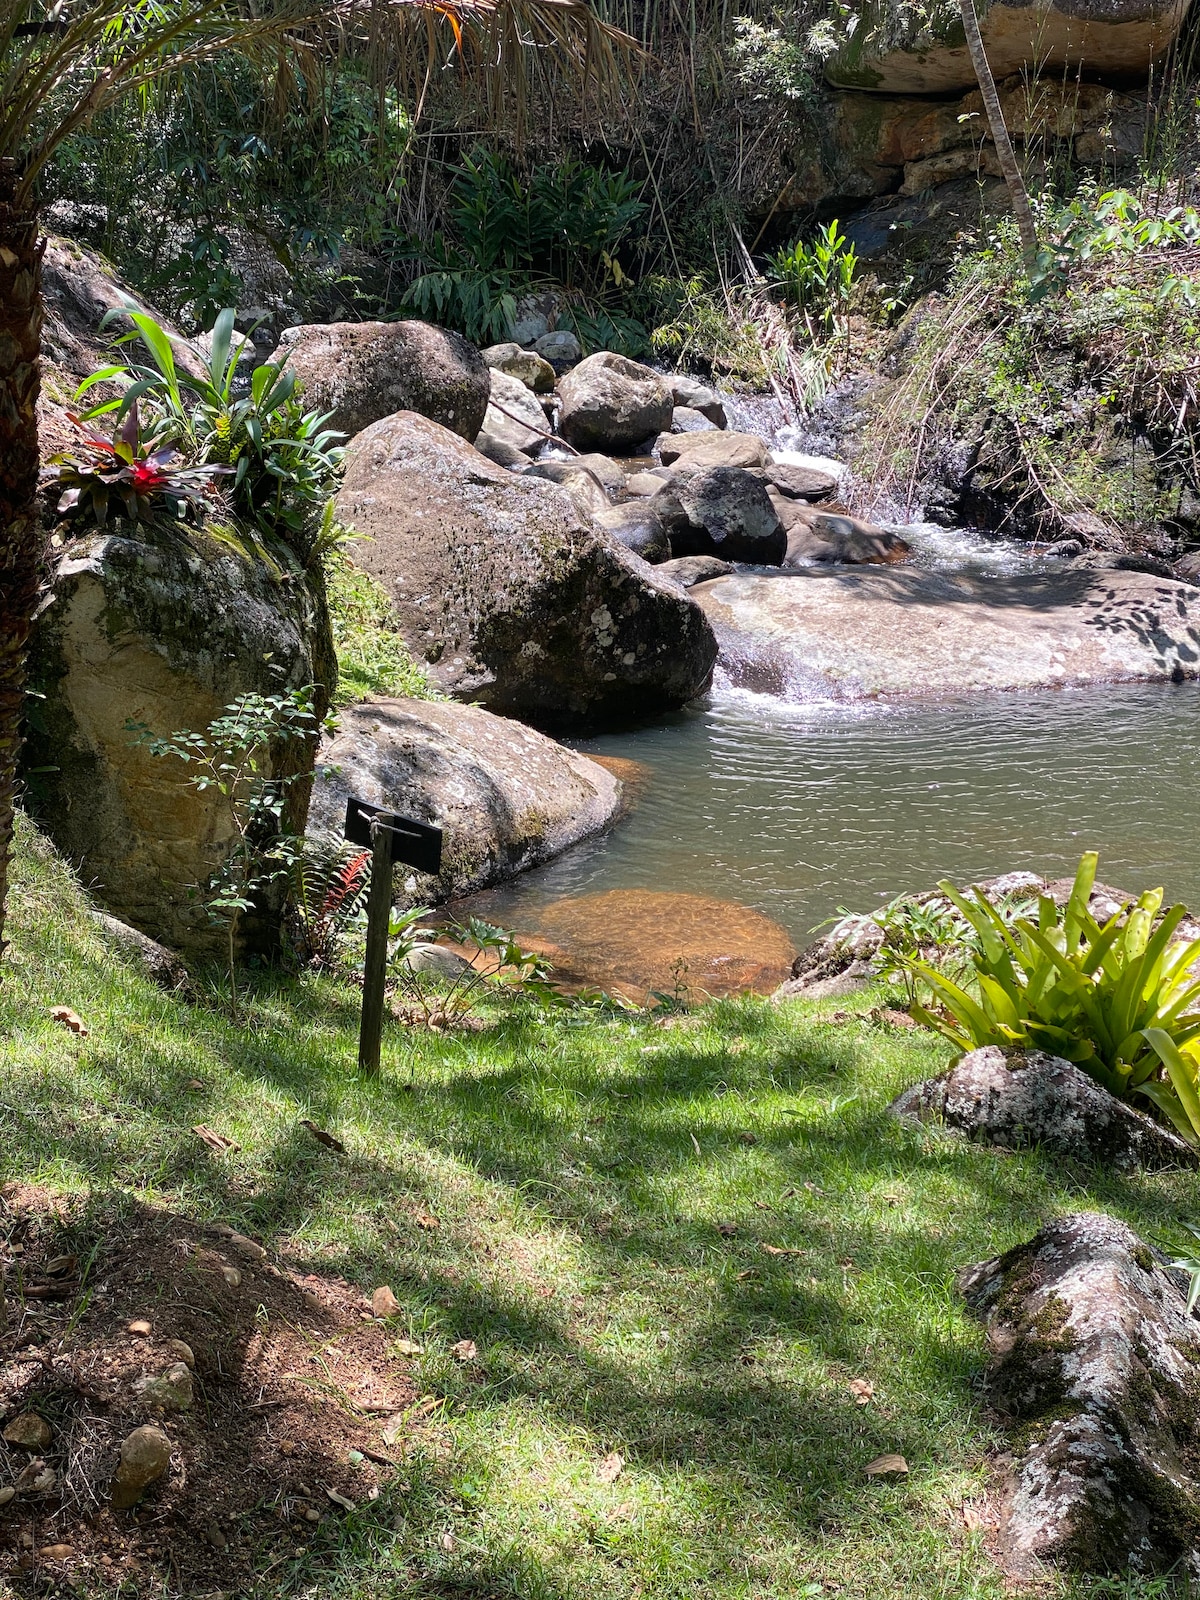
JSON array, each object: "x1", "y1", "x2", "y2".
[{"x1": 458, "y1": 427, "x2": 1200, "y2": 997}]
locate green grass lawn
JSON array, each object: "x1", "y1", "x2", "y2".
[{"x1": 3, "y1": 815, "x2": 1196, "y2": 1600}]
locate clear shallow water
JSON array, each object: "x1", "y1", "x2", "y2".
[{"x1": 471, "y1": 680, "x2": 1200, "y2": 950}]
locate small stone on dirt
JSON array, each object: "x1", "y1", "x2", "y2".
[
  {"x1": 111, "y1": 1425, "x2": 173, "y2": 1510},
  {"x1": 0, "y1": 1486, "x2": 14, "y2": 1507},
  {"x1": 38, "y1": 1545, "x2": 73, "y2": 1561},
  {"x1": 227, "y1": 1232, "x2": 267, "y2": 1260},
  {"x1": 165, "y1": 1339, "x2": 195, "y2": 1368},
  {"x1": 134, "y1": 1362, "x2": 193, "y2": 1412},
  {"x1": 220, "y1": 1264, "x2": 242, "y2": 1288},
  {"x1": 3, "y1": 1413, "x2": 52, "y2": 1449},
  {"x1": 206, "y1": 1523, "x2": 228, "y2": 1549},
  {"x1": 371, "y1": 1286, "x2": 401, "y2": 1318},
  {"x1": 128, "y1": 1319, "x2": 152, "y2": 1337}
]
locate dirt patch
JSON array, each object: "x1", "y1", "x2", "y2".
[{"x1": 0, "y1": 1184, "x2": 421, "y2": 1592}]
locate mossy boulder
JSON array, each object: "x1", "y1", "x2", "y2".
[
  {"x1": 960, "y1": 1212, "x2": 1200, "y2": 1577},
  {"x1": 24, "y1": 524, "x2": 335, "y2": 956}
]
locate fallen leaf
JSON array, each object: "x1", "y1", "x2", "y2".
[
  {"x1": 450, "y1": 1339, "x2": 477, "y2": 1362},
  {"x1": 192, "y1": 1124, "x2": 239, "y2": 1153},
  {"x1": 596, "y1": 1451, "x2": 625, "y2": 1484},
  {"x1": 690, "y1": 1133, "x2": 702, "y2": 1156},
  {"x1": 185, "y1": 1078, "x2": 205, "y2": 1092},
  {"x1": 300, "y1": 1119, "x2": 346, "y2": 1153},
  {"x1": 738, "y1": 1132, "x2": 757, "y2": 1145},
  {"x1": 440, "y1": 1531, "x2": 457, "y2": 1552},
  {"x1": 324, "y1": 1484, "x2": 356, "y2": 1511},
  {"x1": 715, "y1": 1222, "x2": 738, "y2": 1237},
  {"x1": 803, "y1": 1182, "x2": 826, "y2": 1195},
  {"x1": 412, "y1": 1210, "x2": 439, "y2": 1230},
  {"x1": 44, "y1": 1255, "x2": 77, "y2": 1278},
  {"x1": 864, "y1": 1453, "x2": 908, "y2": 1477},
  {"x1": 381, "y1": 1414, "x2": 405, "y2": 1445},
  {"x1": 394, "y1": 1337, "x2": 424, "y2": 1356},
  {"x1": 961, "y1": 1501, "x2": 985, "y2": 1530},
  {"x1": 873, "y1": 1007, "x2": 919, "y2": 1030},
  {"x1": 371, "y1": 1286, "x2": 401, "y2": 1318},
  {"x1": 49, "y1": 1006, "x2": 88, "y2": 1037},
  {"x1": 847, "y1": 1379, "x2": 874, "y2": 1405},
  {"x1": 752, "y1": 1200, "x2": 773, "y2": 1212},
  {"x1": 762, "y1": 1244, "x2": 803, "y2": 1258},
  {"x1": 735, "y1": 1269, "x2": 753, "y2": 1280}
]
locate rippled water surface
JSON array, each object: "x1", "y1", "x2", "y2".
[{"x1": 473, "y1": 681, "x2": 1200, "y2": 949}]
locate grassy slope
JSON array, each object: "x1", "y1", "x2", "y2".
[{"x1": 3, "y1": 816, "x2": 1195, "y2": 1600}]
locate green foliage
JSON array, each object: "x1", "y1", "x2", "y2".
[
  {"x1": 1167, "y1": 1220, "x2": 1200, "y2": 1314},
  {"x1": 129, "y1": 687, "x2": 331, "y2": 998},
  {"x1": 401, "y1": 148, "x2": 648, "y2": 348},
  {"x1": 76, "y1": 306, "x2": 343, "y2": 553},
  {"x1": 287, "y1": 840, "x2": 372, "y2": 968},
  {"x1": 47, "y1": 402, "x2": 225, "y2": 527},
  {"x1": 901, "y1": 852, "x2": 1200, "y2": 1144},
  {"x1": 323, "y1": 551, "x2": 437, "y2": 707},
  {"x1": 46, "y1": 64, "x2": 409, "y2": 329},
  {"x1": 769, "y1": 219, "x2": 857, "y2": 334},
  {"x1": 387, "y1": 908, "x2": 560, "y2": 1027},
  {"x1": 639, "y1": 274, "x2": 769, "y2": 383}
]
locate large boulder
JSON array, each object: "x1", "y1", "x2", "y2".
[
  {"x1": 959, "y1": 1213, "x2": 1200, "y2": 1577},
  {"x1": 334, "y1": 412, "x2": 718, "y2": 726},
  {"x1": 276, "y1": 320, "x2": 489, "y2": 441},
  {"x1": 781, "y1": 507, "x2": 912, "y2": 566},
  {"x1": 826, "y1": 0, "x2": 1191, "y2": 93},
  {"x1": 480, "y1": 341, "x2": 556, "y2": 393},
  {"x1": 593, "y1": 501, "x2": 673, "y2": 563},
  {"x1": 695, "y1": 566, "x2": 1200, "y2": 698},
  {"x1": 308, "y1": 699, "x2": 622, "y2": 903},
  {"x1": 557, "y1": 353, "x2": 674, "y2": 453},
  {"x1": 659, "y1": 467, "x2": 787, "y2": 566},
  {"x1": 482, "y1": 368, "x2": 547, "y2": 453},
  {"x1": 24, "y1": 526, "x2": 334, "y2": 955},
  {"x1": 891, "y1": 1046, "x2": 1198, "y2": 1170}
]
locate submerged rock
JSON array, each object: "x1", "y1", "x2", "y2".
[
  {"x1": 335, "y1": 412, "x2": 717, "y2": 726},
  {"x1": 891, "y1": 1046, "x2": 1198, "y2": 1171},
  {"x1": 276, "y1": 320, "x2": 490, "y2": 441},
  {"x1": 960, "y1": 1212, "x2": 1200, "y2": 1578},
  {"x1": 308, "y1": 698, "x2": 623, "y2": 903},
  {"x1": 697, "y1": 566, "x2": 1200, "y2": 698},
  {"x1": 558, "y1": 352, "x2": 674, "y2": 452}
]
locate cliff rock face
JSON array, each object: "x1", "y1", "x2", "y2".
[
  {"x1": 25, "y1": 525, "x2": 334, "y2": 955},
  {"x1": 334, "y1": 411, "x2": 718, "y2": 728}
]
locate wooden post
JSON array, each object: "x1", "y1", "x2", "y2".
[{"x1": 358, "y1": 820, "x2": 395, "y2": 1075}]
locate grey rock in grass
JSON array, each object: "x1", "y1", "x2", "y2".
[
  {"x1": 659, "y1": 467, "x2": 786, "y2": 566},
  {"x1": 891, "y1": 1046, "x2": 1198, "y2": 1171},
  {"x1": 308, "y1": 697, "x2": 623, "y2": 905},
  {"x1": 335, "y1": 412, "x2": 716, "y2": 724},
  {"x1": 94, "y1": 914, "x2": 192, "y2": 994},
  {"x1": 558, "y1": 353, "x2": 674, "y2": 453},
  {"x1": 959, "y1": 1211, "x2": 1200, "y2": 1578},
  {"x1": 276, "y1": 320, "x2": 489, "y2": 442}
]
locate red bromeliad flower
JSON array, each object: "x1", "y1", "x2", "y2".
[{"x1": 130, "y1": 457, "x2": 169, "y2": 493}]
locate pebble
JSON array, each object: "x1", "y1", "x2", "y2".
[
  {"x1": 206, "y1": 1522, "x2": 228, "y2": 1549},
  {"x1": 128, "y1": 1319, "x2": 152, "y2": 1337},
  {"x1": 111, "y1": 1425, "x2": 172, "y2": 1510},
  {"x1": 3, "y1": 1413, "x2": 53, "y2": 1449},
  {"x1": 133, "y1": 1362, "x2": 193, "y2": 1412},
  {"x1": 371, "y1": 1286, "x2": 400, "y2": 1318},
  {"x1": 227, "y1": 1233, "x2": 266, "y2": 1261},
  {"x1": 0, "y1": 1486, "x2": 15, "y2": 1507},
  {"x1": 166, "y1": 1339, "x2": 195, "y2": 1369},
  {"x1": 38, "y1": 1545, "x2": 73, "y2": 1561},
  {"x1": 220, "y1": 1265, "x2": 241, "y2": 1288}
]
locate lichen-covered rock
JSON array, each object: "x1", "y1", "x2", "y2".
[
  {"x1": 480, "y1": 341, "x2": 556, "y2": 393},
  {"x1": 276, "y1": 319, "x2": 489, "y2": 441},
  {"x1": 557, "y1": 353, "x2": 674, "y2": 453},
  {"x1": 659, "y1": 467, "x2": 786, "y2": 566},
  {"x1": 826, "y1": 0, "x2": 1191, "y2": 93},
  {"x1": 309, "y1": 698, "x2": 623, "y2": 903},
  {"x1": 133, "y1": 1363, "x2": 194, "y2": 1413},
  {"x1": 891, "y1": 1046, "x2": 1198, "y2": 1170},
  {"x1": 334, "y1": 411, "x2": 717, "y2": 726},
  {"x1": 24, "y1": 525, "x2": 334, "y2": 955},
  {"x1": 959, "y1": 1212, "x2": 1200, "y2": 1577}
]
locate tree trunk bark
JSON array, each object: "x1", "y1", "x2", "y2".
[
  {"x1": 0, "y1": 161, "x2": 45, "y2": 960},
  {"x1": 958, "y1": 0, "x2": 1039, "y2": 267}
]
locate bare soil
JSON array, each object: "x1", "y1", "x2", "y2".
[{"x1": 0, "y1": 1184, "x2": 418, "y2": 1594}]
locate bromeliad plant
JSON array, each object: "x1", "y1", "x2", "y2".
[
  {"x1": 75, "y1": 305, "x2": 343, "y2": 553},
  {"x1": 901, "y1": 852, "x2": 1200, "y2": 1144},
  {"x1": 48, "y1": 403, "x2": 225, "y2": 526}
]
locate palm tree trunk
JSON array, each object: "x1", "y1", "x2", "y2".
[
  {"x1": 0, "y1": 160, "x2": 45, "y2": 960},
  {"x1": 958, "y1": 0, "x2": 1039, "y2": 267}
]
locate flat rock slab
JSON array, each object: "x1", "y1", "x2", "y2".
[
  {"x1": 891, "y1": 1047, "x2": 1198, "y2": 1171},
  {"x1": 308, "y1": 698, "x2": 622, "y2": 903},
  {"x1": 695, "y1": 566, "x2": 1200, "y2": 697},
  {"x1": 960, "y1": 1212, "x2": 1200, "y2": 1578}
]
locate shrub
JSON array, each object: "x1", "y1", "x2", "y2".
[
  {"x1": 901, "y1": 852, "x2": 1200, "y2": 1144},
  {"x1": 769, "y1": 219, "x2": 857, "y2": 335},
  {"x1": 47, "y1": 402, "x2": 226, "y2": 526}
]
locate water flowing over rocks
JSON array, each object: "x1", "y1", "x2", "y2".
[
  {"x1": 276, "y1": 320, "x2": 490, "y2": 441},
  {"x1": 696, "y1": 566, "x2": 1200, "y2": 699},
  {"x1": 891, "y1": 1047, "x2": 1199, "y2": 1171},
  {"x1": 959, "y1": 1212, "x2": 1200, "y2": 1578},
  {"x1": 24, "y1": 525, "x2": 334, "y2": 956},
  {"x1": 557, "y1": 353, "x2": 674, "y2": 452},
  {"x1": 308, "y1": 699, "x2": 623, "y2": 904},
  {"x1": 334, "y1": 411, "x2": 717, "y2": 726},
  {"x1": 779, "y1": 507, "x2": 912, "y2": 566}
]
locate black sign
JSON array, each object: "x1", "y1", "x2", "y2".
[{"x1": 344, "y1": 796, "x2": 443, "y2": 876}]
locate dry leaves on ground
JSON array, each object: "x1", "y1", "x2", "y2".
[
  {"x1": 596, "y1": 1451, "x2": 625, "y2": 1484},
  {"x1": 192, "y1": 1125, "x2": 239, "y2": 1153},
  {"x1": 865, "y1": 1453, "x2": 909, "y2": 1476},
  {"x1": 847, "y1": 1379, "x2": 874, "y2": 1405},
  {"x1": 450, "y1": 1339, "x2": 478, "y2": 1362},
  {"x1": 762, "y1": 1244, "x2": 804, "y2": 1258},
  {"x1": 49, "y1": 1006, "x2": 88, "y2": 1036},
  {"x1": 412, "y1": 1210, "x2": 439, "y2": 1230},
  {"x1": 394, "y1": 1338, "x2": 424, "y2": 1356},
  {"x1": 300, "y1": 1120, "x2": 345, "y2": 1153}
]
